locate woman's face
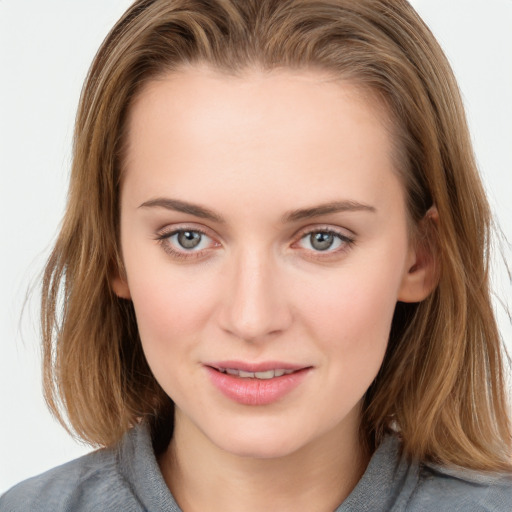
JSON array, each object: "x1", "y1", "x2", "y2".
[{"x1": 115, "y1": 67, "x2": 426, "y2": 459}]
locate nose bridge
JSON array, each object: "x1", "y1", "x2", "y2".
[{"x1": 219, "y1": 244, "x2": 290, "y2": 342}]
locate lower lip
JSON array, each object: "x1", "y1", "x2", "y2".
[{"x1": 205, "y1": 367, "x2": 310, "y2": 406}]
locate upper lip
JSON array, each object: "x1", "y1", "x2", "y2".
[{"x1": 206, "y1": 361, "x2": 310, "y2": 372}]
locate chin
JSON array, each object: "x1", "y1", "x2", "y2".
[
  {"x1": 215, "y1": 432, "x2": 305, "y2": 460},
  {"x1": 199, "y1": 414, "x2": 325, "y2": 460}
]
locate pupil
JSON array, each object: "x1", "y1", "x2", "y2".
[
  {"x1": 311, "y1": 232, "x2": 333, "y2": 251},
  {"x1": 178, "y1": 231, "x2": 201, "y2": 249}
]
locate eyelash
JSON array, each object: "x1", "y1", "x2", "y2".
[
  {"x1": 155, "y1": 225, "x2": 355, "y2": 261},
  {"x1": 294, "y1": 228, "x2": 355, "y2": 258},
  {"x1": 155, "y1": 227, "x2": 215, "y2": 261}
]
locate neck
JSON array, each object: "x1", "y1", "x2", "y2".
[{"x1": 158, "y1": 410, "x2": 369, "y2": 512}]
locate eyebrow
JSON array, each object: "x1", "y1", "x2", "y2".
[
  {"x1": 282, "y1": 200, "x2": 376, "y2": 222},
  {"x1": 138, "y1": 197, "x2": 376, "y2": 223},
  {"x1": 139, "y1": 198, "x2": 225, "y2": 223}
]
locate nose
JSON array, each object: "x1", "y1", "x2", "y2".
[{"x1": 217, "y1": 247, "x2": 292, "y2": 343}]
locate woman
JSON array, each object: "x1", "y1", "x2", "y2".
[{"x1": 2, "y1": 0, "x2": 511, "y2": 510}]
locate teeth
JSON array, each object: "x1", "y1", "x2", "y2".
[
  {"x1": 255, "y1": 370, "x2": 275, "y2": 380},
  {"x1": 218, "y1": 368, "x2": 296, "y2": 379}
]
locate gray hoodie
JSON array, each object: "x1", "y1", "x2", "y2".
[{"x1": 1, "y1": 423, "x2": 511, "y2": 511}]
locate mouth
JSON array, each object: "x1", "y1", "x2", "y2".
[
  {"x1": 205, "y1": 362, "x2": 311, "y2": 405},
  {"x1": 214, "y1": 367, "x2": 298, "y2": 380},
  {"x1": 207, "y1": 360, "x2": 309, "y2": 379}
]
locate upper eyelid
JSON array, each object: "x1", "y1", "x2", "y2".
[
  {"x1": 294, "y1": 224, "x2": 355, "y2": 239},
  {"x1": 156, "y1": 223, "x2": 216, "y2": 238}
]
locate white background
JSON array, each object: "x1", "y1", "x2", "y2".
[{"x1": 1, "y1": 0, "x2": 511, "y2": 494}]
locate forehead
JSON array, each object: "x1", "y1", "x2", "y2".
[
  {"x1": 124, "y1": 66, "x2": 394, "y2": 156},
  {"x1": 121, "y1": 66, "x2": 402, "y2": 216}
]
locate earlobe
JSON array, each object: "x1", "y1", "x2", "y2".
[
  {"x1": 111, "y1": 274, "x2": 131, "y2": 299},
  {"x1": 110, "y1": 251, "x2": 131, "y2": 299},
  {"x1": 398, "y1": 207, "x2": 440, "y2": 303}
]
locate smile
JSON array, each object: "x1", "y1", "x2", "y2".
[
  {"x1": 216, "y1": 368, "x2": 296, "y2": 379},
  {"x1": 205, "y1": 362, "x2": 311, "y2": 405}
]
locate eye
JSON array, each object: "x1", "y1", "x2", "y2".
[
  {"x1": 166, "y1": 229, "x2": 212, "y2": 251},
  {"x1": 173, "y1": 230, "x2": 206, "y2": 250},
  {"x1": 297, "y1": 229, "x2": 353, "y2": 253},
  {"x1": 156, "y1": 227, "x2": 218, "y2": 259}
]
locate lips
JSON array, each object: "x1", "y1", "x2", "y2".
[
  {"x1": 205, "y1": 361, "x2": 311, "y2": 405},
  {"x1": 216, "y1": 367, "x2": 296, "y2": 379}
]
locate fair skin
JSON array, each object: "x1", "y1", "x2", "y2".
[{"x1": 113, "y1": 66, "x2": 435, "y2": 512}]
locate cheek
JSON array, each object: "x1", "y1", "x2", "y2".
[
  {"x1": 297, "y1": 250, "x2": 406, "y2": 371},
  {"x1": 125, "y1": 256, "x2": 218, "y2": 350},
  {"x1": 306, "y1": 283, "x2": 395, "y2": 368},
  {"x1": 127, "y1": 268, "x2": 218, "y2": 401},
  {"x1": 305, "y1": 281, "x2": 396, "y2": 412},
  {"x1": 328, "y1": 279, "x2": 397, "y2": 340}
]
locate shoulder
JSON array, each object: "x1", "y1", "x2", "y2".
[
  {"x1": 409, "y1": 462, "x2": 512, "y2": 511},
  {"x1": 338, "y1": 435, "x2": 512, "y2": 512},
  {"x1": 0, "y1": 444, "x2": 142, "y2": 512}
]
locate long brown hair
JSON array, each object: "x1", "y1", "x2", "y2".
[{"x1": 42, "y1": 0, "x2": 511, "y2": 470}]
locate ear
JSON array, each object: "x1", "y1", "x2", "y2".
[
  {"x1": 398, "y1": 207, "x2": 440, "y2": 303},
  {"x1": 112, "y1": 274, "x2": 131, "y2": 299},
  {"x1": 111, "y1": 256, "x2": 131, "y2": 299}
]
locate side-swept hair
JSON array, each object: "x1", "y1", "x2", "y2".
[{"x1": 42, "y1": 0, "x2": 511, "y2": 470}]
